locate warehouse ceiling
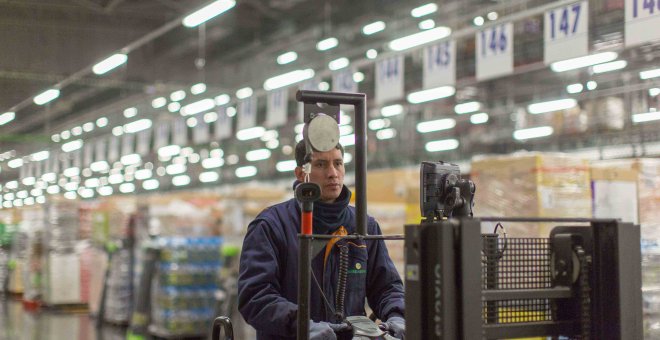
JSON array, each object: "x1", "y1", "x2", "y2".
[{"x1": 0, "y1": 0, "x2": 659, "y2": 190}]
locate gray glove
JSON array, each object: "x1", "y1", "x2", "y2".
[
  {"x1": 379, "y1": 316, "x2": 405, "y2": 339},
  {"x1": 309, "y1": 321, "x2": 351, "y2": 340}
]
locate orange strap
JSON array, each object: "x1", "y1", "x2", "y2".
[{"x1": 323, "y1": 226, "x2": 347, "y2": 268}]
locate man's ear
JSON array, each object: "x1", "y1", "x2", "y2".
[{"x1": 294, "y1": 166, "x2": 304, "y2": 181}]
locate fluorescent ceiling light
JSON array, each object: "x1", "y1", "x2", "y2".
[
  {"x1": 85, "y1": 178, "x2": 100, "y2": 188},
  {"x1": 650, "y1": 88, "x2": 660, "y2": 97},
  {"x1": 487, "y1": 11, "x2": 499, "y2": 20},
  {"x1": 182, "y1": 0, "x2": 236, "y2": 27},
  {"x1": 317, "y1": 37, "x2": 338, "y2": 51},
  {"x1": 454, "y1": 101, "x2": 481, "y2": 114},
  {"x1": 92, "y1": 53, "x2": 127, "y2": 75},
  {"x1": 236, "y1": 87, "x2": 253, "y2": 99},
  {"x1": 186, "y1": 117, "x2": 198, "y2": 128},
  {"x1": 425, "y1": 139, "x2": 459, "y2": 152},
  {"x1": 381, "y1": 105, "x2": 402, "y2": 117},
  {"x1": 199, "y1": 171, "x2": 219, "y2": 183},
  {"x1": 168, "y1": 102, "x2": 181, "y2": 113},
  {"x1": 47, "y1": 185, "x2": 60, "y2": 194},
  {"x1": 7, "y1": 158, "x2": 23, "y2": 168},
  {"x1": 328, "y1": 58, "x2": 349, "y2": 71},
  {"x1": 123, "y1": 107, "x2": 137, "y2": 118},
  {"x1": 236, "y1": 126, "x2": 266, "y2": 140},
  {"x1": 246, "y1": 149, "x2": 271, "y2": 161},
  {"x1": 90, "y1": 161, "x2": 109, "y2": 172},
  {"x1": 550, "y1": 52, "x2": 618, "y2": 72},
  {"x1": 419, "y1": 19, "x2": 435, "y2": 30},
  {"x1": 143, "y1": 179, "x2": 159, "y2": 190},
  {"x1": 362, "y1": 21, "x2": 386, "y2": 35},
  {"x1": 108, "y1": 173, "x2": 123, "y2": 185},
  {"x1": 24, "y1": 197, "x2": 35, "y2": 206},
  {"x1": 566, "y1": 83, "x2": 583, "y2": 94},
  {"x1": 30, "y1": 150, "x2": 49, "y2": 161},
  {"x1": 411, "y1": 3, "x2": 438, "y2": 17},
  {"x1": 527, "y1": 98, "x2": 577, "y2": 114},
  {"x1": 158, "y1": 145, "x2": 181, "y2": 158},
  {"x1": 123, "y1": 119, "x2": 152, "y2": 133},
  {"x1": 191, "y1": 83, "x2": 207, "y2": 95},
  {"x1": 13, "y1": 199, "x2": 23, "y2": 207},
  {"x1": 5, "y1": 181, "x2": 18, "y2": 189},
  {"x1": 17, "y1": 190, "x2": 28, "y2": 199},
  {"x1": 202, "y1": 157, "x2": 224, "y2": 169},
  {"x1": 36, "y1": 196, "x2": 46, "y2": 204},
  {"x1": 260, "y1": 130, "x2": 278, "y2": 141},
  {"x1": 513, "y1": 126, "x2": 554, "y2": 140},
  {"x1": 210, "y1": 148, "x2": 224, "y2": 158},
  {"x1": 166, "y1": 163, "x2": 186, "y2": 175},
  {"x1": 339, "y1": 134, "x2": 355, "y2": 146},
  {"x1": 121, "y1": 153, "x2": 141, "y2": 166},
  {"x1": 592, "y1": 60, "x2": 627, "y2": 74},
  {"x1": 407, "y1": 85, "x2": 455, "y2": 104},
  {"x1": 61, "y1": 130, "x2": 71, "y2": 139},
  {"x1": 63, "y1": 191, "x2": 76, "y2": 200},
  {"x1": 170, "y1": 90, "x2": 186, "y2": 102},
  {"x1": 96, "y1": 117, "x2": 108, "y2": 127},
  {"x1": 276, "y1": 160, "x2": 297, "y2": 172},
  {"x1": 63, "y1": 167, "x2": 80, "y2": 178},
  {"x1": 640, "y1": 68, "x2": 660, "y2": 80},
  {"x1": 135, "y1": 169, "x2": 152, "y2": 180},
  {"x1": 586, "y1": 80, "x2": 597, "y2": 90},
  {"x1": 34, "y1": 89, "x2": 60, "y2": 105},
  {"x1": 389, "y1": 26, "x2": 451, "y2": 51},
  {"x1": 119, "y1": 183, "x2": 135, "y2": 193},
  {"x1": 235, "y1": 166, "x2": 257, "y2": 178},
  {"x1": 215, "y1": 94, "x2": 230, "y2": 105},
  {"x1": 277, "y1": 51, "x2": 298, "y2": 65},
  {"x1": 294, "y1": 123, "x2": 305, "y2": 134},
  {"x1": 318, "y1": 82, "x2": 330, "y2": 91},
  {"x1": 30, "y1": 188, "x2": 42, "y2": 196},
  {"x1": 416, "y1": 118, "x2": 456, "y2": 133},
  {"x1": 353, "y1": 72, "x2": 365, "y2": 83},
  {"x1": 98, "y1": 186, "x2": 113, "y2": 196},
  {"x1": 473, "y1": 16, "x2": 485, "y2": 26},
  {"x1": 376, "y1": 128, "x2": 396, "y2": 140},
  {"x1": 112, "y1": 126, "x2": 124, "y2": 136},
  {"x1": 340, "y1": 125, "x2": 353, "y2": 136},
  {"x1": 172, "y1": 175, "x2": 191, "y2": 186},
  {"x1": 470, "y1": 113, "x2": 489, "y2": 124},
  {"x1": 180, "y1": 99, "x2": 214, "y2": 116},
  {"x1": 0, "y1": 112, "x2": 15, "y2": 125},
  {"x1": 22, "y1": 177, "x2": 35, "y2": 186},
  {"x1": 264, "y1": 69, "x2": 315, "y2": 90},
  {"x1": 3, "y1": 193, "x2": 14, "y2": 200},
  {"x1": 83, "y1": 122, "x2": 94, "y2": 132},
  {"x1": 369, "y1": 118, "x2": 391, "y2": 130},
  {"x1": 71, "y1": 126, "x2": 83, "y2": 136},
  {"x1": 62, "y1": 139, "x2": 83, "y2": 152},
  {"x1": 152, "y1": 97, "x2": 167, "y2": 108},
  {"x1": 632, "y1": 111, "x2": 660, "y2": 123},
  {"x1": 366, "y1": 49, "x2": 378, "y2": 59},
  {"x1": 51, "y1": 134, "x2": 60, "y2": 142},
  {"x1": 42, "y1": 172, "x2": 56, "y2": 183}
]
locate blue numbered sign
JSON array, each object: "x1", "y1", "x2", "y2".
[
  {"x1": 544, "y1": 1, "x2": 588, "y2": 64},
  {"x1": 423, "y1": 40, "x2": 456, "y2": 89},
  {"x1": 237, "y1": 96, "x2": 258, "y2": 131},
  {"x1": 476, "y1": 23, "x2": 514, "y2": 81},
  {"x1": 266, "y1": 88, "x2": 288, "y2": 128},
  {"x1": 214, "y1": 107, "x2": 233, "y2": 140},
  {"x1": 626, "y1": 0, "x2": 660, "y2": 46},
  {"x1": 332, "y1": 68, "x2": 358, "y2": 93},
  {"x1": 375, "y1": 55, "x2": 404, "y2": 104}
]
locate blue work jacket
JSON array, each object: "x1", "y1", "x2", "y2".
[{"x1": 237, "y1": 184, "x2": 404, "y2": 339}]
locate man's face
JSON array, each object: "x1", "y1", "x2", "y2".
[{"x1": 296, "y1": 148, "x2": 345, "y2": 203}]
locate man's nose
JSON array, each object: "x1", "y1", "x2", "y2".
[{"x1": 327, "y1": 165, "x2": 338, "y2": 178}]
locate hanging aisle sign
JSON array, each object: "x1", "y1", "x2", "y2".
[
  {"x1": 72, "y1": 149, "x2": 82, "y2": 169},
  {"x1": 108, "y1": 136, "x2": 119, "y2": 162},
  {"x1": 625, "y1": 0, "x2": 660, "y2": 47},
  {"x1": 214, "y1": 106, "x2": 232, "y2": 140},
  {"x1": 332, "y1": 68, "x2": 358, "y2": 93},
  {"x1": 153, "y1": 120, "x2": 170, "y2": 150},
  {"x1": 172, "y1": 118, "x2": 187, "y2": 146},
  {"x1": 266, "y1": 89, "x2": 288, "y2": 128},
  {"x1": 375, "y1": 55, "x2": 404, "y2": 104},
  {"x1": 423, "y1": 40, "x2": 456, "y2": 89},
  {"x1": 476, "y1": 22, "x2": 514, "y2": 81},
  {"x1": 136, "y1": 129, "x2": 151, "y2": 155},
  {"x1": 83, "y1": 142, "x2": 93, "y2": 167},
  {"x1": 544, "y1": 1, "x2": 588, "y2": 64},
  {"x1": 237, "y1": 97, "x2": 258, "y2": 131},
  {"x1": 51, "y1": 151, "x2": 60, "y2": 173},
  {"x1": 193, "y1": 113, "x2": 210, "y2": 145},
  {"x1": 298, "y1": 80, "x2": 320, "y2": 122}
]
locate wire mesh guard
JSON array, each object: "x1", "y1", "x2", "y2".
[{"x1": 481, "y1": 236, "x2": 553, "y2": 324}]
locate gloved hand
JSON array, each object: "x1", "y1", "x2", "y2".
[
  {"x1": 309, "y1": 321, "x2": 351, "y2": 340},
  {"x1": 379, "y1": 316, "x2": 405, "y2": 339}
]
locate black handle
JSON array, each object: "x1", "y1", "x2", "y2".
[{"x1": 212, "y1": 316, "x2": 234, "y2": 340}]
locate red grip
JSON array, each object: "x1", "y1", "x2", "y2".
[{"x1": 301, "y1": 211, "x2": 313, "y2": 235}]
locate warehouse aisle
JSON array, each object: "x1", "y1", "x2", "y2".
[{"x1": 0, "y1": 297, "x2": 126, "y2": 340}]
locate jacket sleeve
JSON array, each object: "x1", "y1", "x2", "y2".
[
  {"x1": 237, "y1": 217, "x2": 298, "y2": 336},
  {"x1": 365, "y1": 218, "x2": 405, "y2": 320}
]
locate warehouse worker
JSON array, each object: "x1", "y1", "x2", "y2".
[{"x1": 238, "y1": 141, "x2": 405, "y2": 340}]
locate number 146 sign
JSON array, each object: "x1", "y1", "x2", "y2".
[{"x1": 476, "y1": 23, "x2": 513, "y2": 81}]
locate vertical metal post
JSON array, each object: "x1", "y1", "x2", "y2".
[
  {"x1": 297, "y1": 235, "x2": 311, "y2": 340},
  {"x1": 354, "y1": 99, "x2": 367, "y2": 236}
]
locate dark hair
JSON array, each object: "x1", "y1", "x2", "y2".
[{"x1": 295, "y1": 140, "x2": 344, "y2": 166}]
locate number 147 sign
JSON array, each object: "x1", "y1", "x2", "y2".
[{"x1": 544, "y1": 1, "x2": 588, "y2": 64}]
